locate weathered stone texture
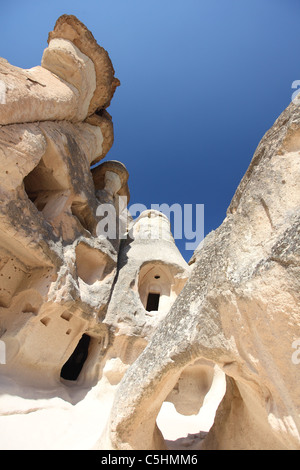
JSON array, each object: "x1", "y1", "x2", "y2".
[
  {"x1": 0, "y1": 15, "x2": 299, "y2": 451},
  {"x1": 101, "y1": 100, "x2": 300, "y2": 450}
]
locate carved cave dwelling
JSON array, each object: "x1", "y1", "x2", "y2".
[{"x1": 0, "y1": 15, "x2": 299, "y2": 450}]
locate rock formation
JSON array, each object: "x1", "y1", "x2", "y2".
[
  {"x1": 0, "y1": 15, "x2": 299, "y2": 451},
  {"x1": 100, "y1": 97, "x2": 300, "y2": 450}
]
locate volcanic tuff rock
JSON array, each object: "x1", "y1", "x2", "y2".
[
  {"x1": 0, "y1": 15, "x2": 299, "y2": 451},
  {"x1": 0, "y1": 15, "x2": 191, "y2": 449},
  {"x1": 100, "y1": 98, "x2": 300, "y2": 450}
]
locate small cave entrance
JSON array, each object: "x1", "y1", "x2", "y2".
[
  {"x1": 60, "y1": 334, "x2": 91, "y2": 382},
  {"x1": 146, "y1": 292, "x2": 160, "y2": 312},
  {"x1": 23, "y1": 159, "x2": 70, "y2": 222},
  {"x1": 138, "y1": 263, "x2": 173, "y2": 313},
  {"x1": 156, "y1": 363, "x2": 226, "y2": 450}
]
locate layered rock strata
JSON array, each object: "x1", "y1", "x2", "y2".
[{"x1": 0, "y1": 15, "x2": 191, "y2": 450}]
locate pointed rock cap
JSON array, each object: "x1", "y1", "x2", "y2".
[
  {"x1": 47, "y1": 14, "x2": 120, "y2": 115},
  {"x1": 91, "y1": 160, "x2": 130, "y2": 202}
]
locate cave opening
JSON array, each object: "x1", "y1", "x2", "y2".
[
  {"x1": 146, "y1": 292, "x2": 160, "y2": 312},
  {"x1": 156, "y1": 364, "x2": 227, "y2": 450},
  {"x1": 60, "y1": 333, "x2": 91, "y2": 381}
]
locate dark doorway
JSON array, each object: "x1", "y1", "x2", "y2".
[
  {"x1": 146, "y1": 293, "x2": 160, "y2": 312},
  {"x1": 60, "y1": 334, "x2": 91, "y2": 381}
]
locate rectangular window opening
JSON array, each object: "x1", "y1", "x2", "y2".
[{"x1": 146, "y1": 293, "x2": 160, "y2": 312}]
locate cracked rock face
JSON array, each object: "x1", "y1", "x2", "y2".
[{"x1": 0, "y1": 15, "x2": 299, "y2": 451}]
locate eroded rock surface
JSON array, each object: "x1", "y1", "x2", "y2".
[
  {"x1": 0, "y1": 15, "x2": 299, "y2": 451},
  {"x1": 100, "y1": 101, "x2": 300, "y2": 450},
  {"x1": 0, "y1": 14, "x2": 191, "y2": 450}
]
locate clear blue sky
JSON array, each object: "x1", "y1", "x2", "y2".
[{"x1": 1, "y1": 0, "x2": 299, "y2": 261}]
